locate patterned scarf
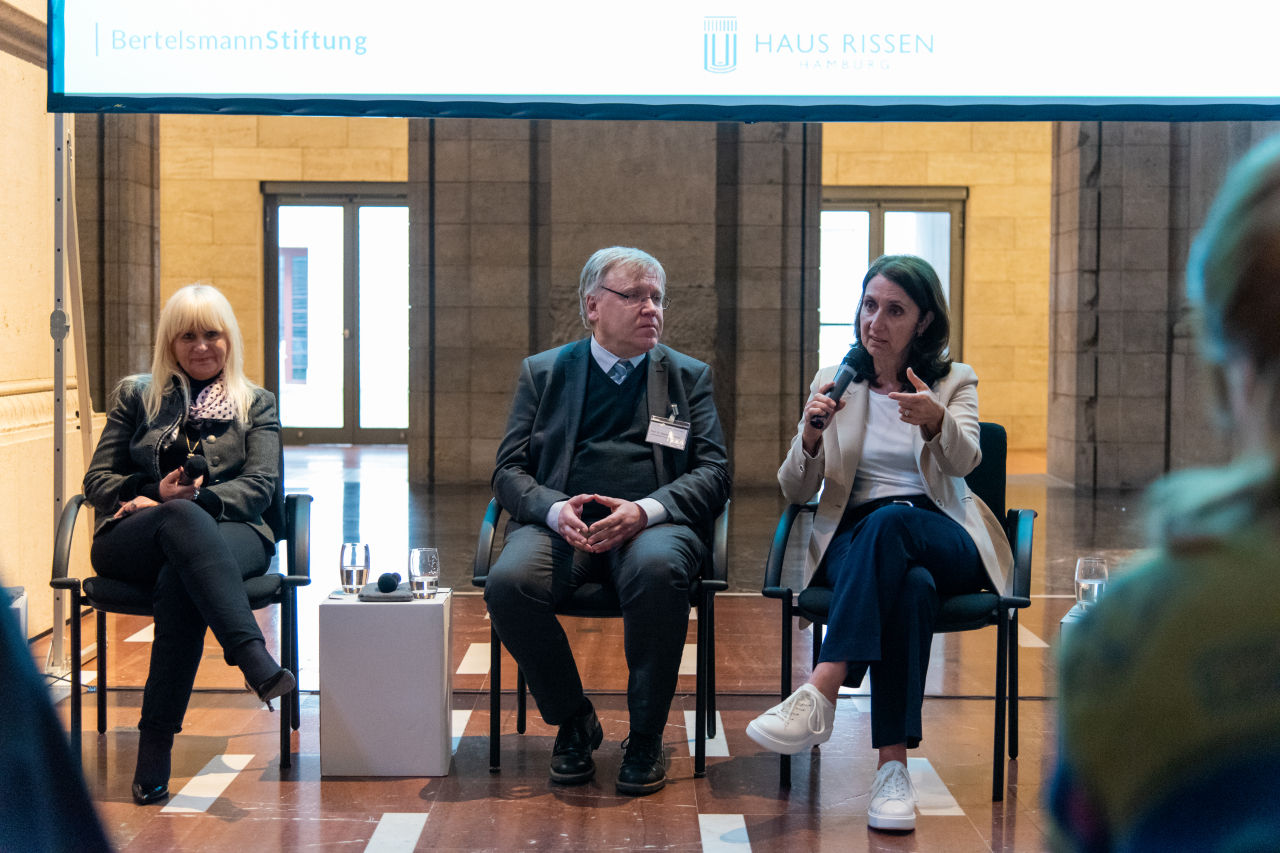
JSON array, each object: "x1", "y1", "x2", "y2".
[{"x1": 188, "y1": 376, "x2": 235, "y2": 422}]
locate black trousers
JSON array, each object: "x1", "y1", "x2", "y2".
[
  {"x1": 816, "y1": 500, "x2": 986, "y2": 749},
  {"x1": 484, "y1": 521, "x2": 706, "y2": 737},
  {"x1": 90, "y1": 500, "x2": 271, "y2": 735}
]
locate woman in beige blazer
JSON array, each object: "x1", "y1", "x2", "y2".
[{"x1": 746, "y1": 255, "x2": 1013, "y2": 832}]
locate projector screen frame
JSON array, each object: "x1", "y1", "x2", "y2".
[
  {"x1": 45, "y1": 0, "x2": 1280, "y2": 122},
  {"x1": 44, "y1": 93, "x2": 1280, "y2": 123}
]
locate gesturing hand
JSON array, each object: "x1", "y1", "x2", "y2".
[
  {"x1": 888, "y1": 368, "x2": 945, "y2": 439},
  {"x1": 584, "y1": 495, "x2": 648, "y2": 553}
]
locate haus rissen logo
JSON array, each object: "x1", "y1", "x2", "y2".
[{"x1": 703, "y1": 16, "x2": 935, "y2": 74}]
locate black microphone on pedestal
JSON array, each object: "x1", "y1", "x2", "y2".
[
  {"x1": 179, "y1": 455, "x2": 208, "y2": 486},
  {"x1": 377, "y1": 572, "x2": 402, "y2": 593},
  {"x1": 808, "y1": 346, "x2": 859, "y2": 429}
]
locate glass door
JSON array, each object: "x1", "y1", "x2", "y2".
[{"x1": 265, "y1": 185, "x2": 409, "y2": 443}]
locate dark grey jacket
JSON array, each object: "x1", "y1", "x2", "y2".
[
  {"x1": 83, "y1": 375, "x2": 281, "y2": 544},
  {"x1": 492, "y1": 339, "x2": 731, "y2": 542}
]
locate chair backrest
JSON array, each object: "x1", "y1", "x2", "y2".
[
  {"x1": 262, "y1": 443, "x2": 288, "y2": 544},
  {"x1": 965, "y1": 422, "x2": 1007, "y2": 520}
]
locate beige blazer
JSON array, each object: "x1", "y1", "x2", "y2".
[{"x1": 777, "y1": 362, "x2": 1011, "y2": 594}]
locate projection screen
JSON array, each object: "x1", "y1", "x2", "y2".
[{"x1": 47, "y1": 0, "x2": 1280, "y2": 120}]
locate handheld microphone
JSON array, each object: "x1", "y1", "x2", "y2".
[
  {"x1": 377, "y1": 572, "x2": 402, "y2": 593},
  {"x1": 178, "y1": 455, "x2": 208, "y2": 486},
  {"x1": 808, "y1": 347, "x2": 859, "y2": 430}
]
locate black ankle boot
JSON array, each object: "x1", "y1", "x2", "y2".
[
  {"x1": 245, "y1": 667, "x2": 296, "y2": 706},
  {"x1": 132, "y1": 729, "x2": 173, "y2": 805},
  {"x1": 234, "y1": 638, "x2": 282, "y2": 688}
]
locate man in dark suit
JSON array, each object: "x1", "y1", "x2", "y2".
[{"x1": 486, "y1": 246, "x2": 731, "y2": 795}]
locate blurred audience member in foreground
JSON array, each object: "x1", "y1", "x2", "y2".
[{"x1": 1050, "y1": 136, "x2": 1280, "y2": 851}]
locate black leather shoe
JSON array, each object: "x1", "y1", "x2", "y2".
[
  {"x1": 549, "y1": 706, "x2": 603, "y2": 784},
  {"x1": 131, "y1": 781, "x2": 169, "y2": 806},
  {"x1": 246, "y1": 667, "x2": 296, "y2": 707},
  {"x1": 616, "y1": 732, "x2": 666, "y2": 795}
]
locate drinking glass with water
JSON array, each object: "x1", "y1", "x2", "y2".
[
  {"x1": 1074, "y1": 556, "x2": 1109, "y2": 609},
  {"x1": 340, "y1": 542, "x2": 370, "y2": 594},
  {"x1": 408, "y1": 547, "x2": 440, "y2": 599}
]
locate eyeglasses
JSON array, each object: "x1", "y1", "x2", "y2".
[{"x1": 599, "y1": 285, "x2": 670, "y2": 310}]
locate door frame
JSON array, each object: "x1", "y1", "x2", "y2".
[{"x1": 262, "y1": 181, "x2": 409, "y2": 444}]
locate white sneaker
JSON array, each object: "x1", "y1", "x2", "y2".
[
  {"x1": 867, "y1": 760, "x2": 917, "y2": 831},
  {"x1": 745, "y1": 683, "x2": 835, "y2": 755}
]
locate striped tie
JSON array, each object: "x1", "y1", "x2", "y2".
[{"x1": 608, "y1": 360, "x2": 634, "y2": 384}]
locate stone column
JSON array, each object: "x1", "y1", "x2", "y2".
[
  {"x1": 1049, "y1": 120, "x2": 1280, "y2": 489},
  {"x1": 732, "y1": 122, "x2": 822, "y2": 486},
  {"x1": 75, "y1": 114, "x2": 161, "y2": 404},
  {"x1": 408, "y1": 119, "x2": 539, "y2": 484},
  {"x1": 1167, "y1": 122, "x2": 1280, "y2": 469}
]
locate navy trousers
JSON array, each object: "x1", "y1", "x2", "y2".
[
  {"x1": 90, "y1": 500, "x2": 271, "y2": 734},
  {"x1": 816, "y1": 502, "x2": 986, "y2": 748},
  {"x1": 484, "y1": 521, "x2": 706, "y2": 737}
]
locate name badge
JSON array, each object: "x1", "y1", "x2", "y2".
[{"x1": 647, "y1": 416, "x2": 691, "y2": 450}]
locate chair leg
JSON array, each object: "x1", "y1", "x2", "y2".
[
  {"x1": 991, "y1": 611, "x2": 1010, "y2": 802},
  {"x1": 279, "y1": 695, "x2": 291, "y2": 768},
  {"x1": 279, "y1": 591, "x2": 295, "y2": 770},
  {"x1": 694, "y1": 594, "x2": 708, "y2": 777},
  {"x1": 96, "y1": 610, "x2": 108, "y2": 734},
  {"x1": 289, "y1": 591, "x2": 301, "y2": 732},
  {"x1": 489, "y1": 625, "x2": 501, "y2": 772},
  {"x1": 69, "y1": 591, "x2": 83, "y2": 766},
  {"x1": 811, "y1": 621, "x2": 822, "y2": 671},
  {"x1": 516, "y1": 668, "x2": 527, "y2": 734},
  {"x1": 1008, "y1": 611, "x2": 1020, "y2": 759},
  {"x1": 706, "y1": 597, "x2": 717, "y2": 740},
  {"x1": 779, "y1": 595, "x2": 793, "y2": 788}
]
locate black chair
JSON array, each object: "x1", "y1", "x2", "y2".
[
  {"x1": 50, "y1": 484, "x2": 312, "y2": 769},
  {"x1": 472, "y1": 497, "x2": 728, "y2": 777},
  {"x1": 761, "y1": 422, "x2": 1035, "y2": 801}
]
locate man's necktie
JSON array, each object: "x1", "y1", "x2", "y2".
[{"x1": 608, "y1": 360, "x2": 634, "y2": 384}]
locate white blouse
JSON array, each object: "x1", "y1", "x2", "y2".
[{"x1": 850, "y1": 390, "x2": 926, "y2": 505}]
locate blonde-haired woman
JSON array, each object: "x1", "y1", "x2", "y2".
[{"x1": 83, "y1": 283, "x2": 292, "y2": 806}]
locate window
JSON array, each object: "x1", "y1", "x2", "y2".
[
  {"x1": 263, "y1": 182, "x2": 409, "y2": 443},
  {"x1": 819, "y1": 187, "x2": 967, "y2": 367},
  {"x1": 279, "y1": 248, "x2": 310, "y2": 384}
]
